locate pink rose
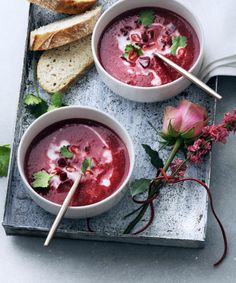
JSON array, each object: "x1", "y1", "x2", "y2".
[{"x1": 162, "y1": 100, "x2": 208, "y2": 140}]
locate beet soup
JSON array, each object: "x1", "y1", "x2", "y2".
[
  {"x1": 99, "y1": 7, "x2": 200, "y2": 87},
  {"x1": 24, "y1": 119, "x2": 130, "y2": 206}
]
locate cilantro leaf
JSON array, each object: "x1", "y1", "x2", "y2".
[
  {"x1": 32, "y1": 100, "x2": 49, "y2": 117},
  {"x1": 47, "y1": 105, "x2": 59, "y2": 112},
  {"x1": 24, "y1": 94, "x2": 49, "y2": 118},
  {"x1": 123, "y1": 43, "x2": 143, "y2": 60},
  {"x1": 170, "y1": 36, "x2": 187, "y2": 55},
  {"x1": 142, "y1": 144, "x2": 164, "y2": 170},
  {"x1": 51, "y1": 92, "x2": 64, "y2": 108},
  {"x1": 130, "y1": 178, "x2": 151, "y2": 197},
  {"x1": 60, "y1": 145, "x2": 73, "y2": 159},
  {"x1": 24, "y1": 94, "x2": 42, "y2": 105},
  {"x1": 0, "y1": 145, "x2": 11, "y2": 177},
  {"x1": 32, "y1": 170, "x2": 52, "y2": 188},
  {"x1": 139, "y1": 9, "x2": 155, "y2": 27},
  {"x1": 81, "y1": 158, "x2": 93, "y2": 173}
]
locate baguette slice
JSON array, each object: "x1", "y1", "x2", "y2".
[
  {"x1": 37, "y1": 35, "x2": 93, "y2": 93},
  {"x1": 30, "y1": 6, "x2": 101, "y2": 50},
  {"x1": 28, "y1": 0, "x2": 97, "y2": 15}
]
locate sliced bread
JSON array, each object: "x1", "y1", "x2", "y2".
[
  {"x1": 30, "y1": 5, "x2": 101, "y2": 50},
  {"x1": 28, "y1": 0, "x2": 97, "y2": 15},
  {"x1": 37, "y1": 35, "x2": 93, "y2": 93}
]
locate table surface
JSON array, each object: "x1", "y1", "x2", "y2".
[{"x1": 0, "y1": 1, "x2": 235, "y2": 283}]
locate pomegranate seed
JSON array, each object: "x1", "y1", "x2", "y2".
[
  {"x1": 84, "y1": 145, "x2": 91, "y2": 153},
  {"x1": 141, "y1": 32, "x2": 149, "y2": 42},
  {"x1": 51, "y1": 167, "x2": 62, "y2": 175},
  {"x1": 120, "y1": 28, "x2": 128, "y2": 36},
  {"x1": 131, "y1": 34, "x2": 141, "y2": 43},
  {"x1": 84, "y1": 169, "x2": 94, "y2": 175},
  {"x1": 70, "y1": 145, "x2": 80, "y2": 154},
  {"x1": 57, "y1": 158, "x2": 67, "y2": 167},
  {"x1": 128, "y1": 49, "x2": 138, "y2": 62},
  {"x1": 177, "y1": 47, "x2": 186, "y2": 58},
  {"x1": 139, "y1": 56, "x2": 150, "y2": 68},
  {"x1": 59, "y1": 172, "x2": 68, "y2": 181},
  {"x1": 66, "y1": 166, "x2": 76, "y2": 172}
]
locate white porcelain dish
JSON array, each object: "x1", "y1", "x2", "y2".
[
  {"x1": 17, "y1": 106, "x2": 135, "y2": 219},
  {"x1": 92, "y1": 0, "x2": 204, "y2": 103}
]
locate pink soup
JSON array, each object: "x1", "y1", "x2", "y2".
[
  {"x1": 99, "y1": 7, "x2": 200, "y2": 87},
  {"x1": 25, "y1": 119, "x2": 130, "y2": 206}
]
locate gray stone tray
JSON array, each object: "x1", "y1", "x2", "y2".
[{"x1": 2, "y1": 2, "x2": 217, "y2": 248}]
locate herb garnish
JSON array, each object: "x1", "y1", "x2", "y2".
[
  {"x1": 32, "y1": 170, "x2": 53, "y2": 189},
  {"x1": 60, "y1": 145, "x2": 74, "y2": 159},
  {"x1": 24, "y1": 94, "x2": 48, "y2": 118},
  {"x1": 123, "y1": 43, "x2": 143, "y2": 61},
  {"x1": 139, "y1": 9, "x2": 155, "y2": 27},
  {"x1": 24, "y1": 58, "x2": 65, "y2": 117},
  {"x1": 24, "y1": 91, "x2": 65, "y2": 118},
  {"x1": 81, "y1": 158, "x2": 93, "y2": 173},
  {"x1": 31, "y1": 157, "x2": 94, "y2": 189},
  {"x1": 0, "y1": 145, "x2": 11, "y2": 177},
  {"x1": 170, "y1": 36, "x2": 187, "y2": 55},
  {"x1": 48, "y1": 91, "x2": 64, "y2": 112}
]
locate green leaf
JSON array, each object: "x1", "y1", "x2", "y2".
[
  {"x1": 139, "y1": 9, "x2": 155, "y2": 27},
  {"x1": 181, "y1": 128, "x2": 194, "y2": 139},
  {"x1": 160, "y1": 132, "x2": 176, "y2": 145},
  {"x1": 130, "y1": 178, "x2": 151, "y2": 197},
  {"x1": 24, "y1": 94, "x2": 49, "y2": 118},
  {"x1": 81, "y1": 158, "x2": 93, "y2": 173},
  {"x1": 51, "y1": 92, "x2": 64, "y2": 107},
  {"x1": 47, "y1": 92, "x2": 65, "y2": 112},
  {"x1": 123, "y1": 43, "x2": 143, "y2": 60},
  {"x1": 32, "y1": 170, "x2": 52, "y2": 188},
  {"x1": 24, "y1": 94, "x2": 42, "y2": 106},
  {"x1": 60, "y1": 145, "x2": 73, "y2": 159},
  {"x1": 47, "y1": 105, "x2": 59, "y2": 112},
  {"x1": 0, "y1": 145, "x2": 11, "y2": 177},
  {"x1": 170, "y1": 36, "x2": 187, "y2": 55},
  {"x1": 168, "y1": 121, "x2": 179, "y2": 137},
  {"x1": 142, "y1": 144, "x2": 164, "y2": 169},
  {"x1": 30, "y1": 100, "x2": 49, "y2": 118}
]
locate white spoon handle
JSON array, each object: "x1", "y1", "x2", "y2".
[
  {"x1": 154, "y1": 52, "x2": 222, "y2": 100},
  {"x1": 44, "y1": 172, "x2": 82, "y2": 247}
]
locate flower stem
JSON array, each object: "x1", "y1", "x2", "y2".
[
  {"x1": 124, "y1": 138, "x2": 183, "y2": 234},
  {"x1": 124, "y1": 204, "x2": 149, "y2": 234},
  {"x1": 163, "y1": 138, "x2": 183, "y2": 172}
]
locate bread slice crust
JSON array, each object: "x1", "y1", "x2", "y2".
[
  {"x1": 30, "y1": 6, "x2": 101, "y2": 50},
  {"x1": 37, "y1": 36, "x2": 94, "y2": 93},
  {"x1": 28, "y1": 0, "x2": 97, "y2": 14}
]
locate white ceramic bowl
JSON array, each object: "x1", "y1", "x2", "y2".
[
  {"x1": 17, "y1": 106, "x2": 135, "y2": 219},
  {"x1": 92, "y1": 0, "x2": 204, "y2": 103}
]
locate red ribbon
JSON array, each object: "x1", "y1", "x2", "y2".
[{"x1": 131, "y1": 169, "x2": 228, "y2": 267}]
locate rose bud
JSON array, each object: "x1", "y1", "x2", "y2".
[{"x1": 161, "y1": 100, "x2": 208, "y2": 140}]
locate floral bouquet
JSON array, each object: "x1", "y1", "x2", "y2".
[{"x1": 124, "y1": 100, "x2": 236, "y2": 266}]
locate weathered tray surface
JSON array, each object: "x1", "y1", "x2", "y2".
[{"x1": 3, "y1": 2, "x2": 217, "y2": 248}]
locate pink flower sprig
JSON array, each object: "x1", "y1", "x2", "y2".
[
  {"x1": 187, "y1": 139, "x2": 212, "y2": 163},
  {"x1": 125, "y1": 101, "x2": 236, "y2": 267},
  {"x1": 170, "y1": 158, "x2": 187, "y2": 178},
  {"x1": 187, "y1": 108, "x2": 236, "y2": 164},
  {"x1": 222, "y1": 110, "x2": 236, "y2": 132}
]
